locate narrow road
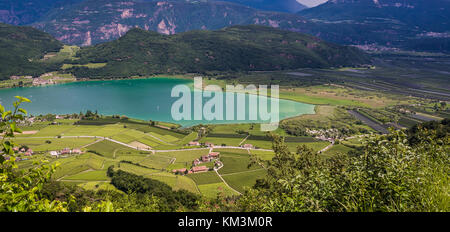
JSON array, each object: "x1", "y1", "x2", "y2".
[
  {"x1": 214, "y1": 169, "x2": 242, "y2": 195},
  {"x1": 318, "y1": 140, "x2": 334, "y2": 154}
]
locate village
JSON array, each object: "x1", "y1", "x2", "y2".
[
  {"x1": 172, "y1": 151, "x2": 222, "y2": 175},
  {"x1": 173, "y1": 141, "x2": 257, "y2": 176},
  {"x1": 2, "y1": 146, "x2": 83, "y2": 162},
  {"x1": 8, "y1": 72, "x2": 75, "y2": 88}
]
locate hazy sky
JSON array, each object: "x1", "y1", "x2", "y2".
[{"x1": 297, "y1": 0, "x2": 328, "y2": 7}]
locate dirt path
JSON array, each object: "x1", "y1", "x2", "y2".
[
  {"x1": 318, "y1": 141, "x2": 334, "y2": 154},
  {"x1": 81, "y1": 138, "x2": 104, "y2": 148},
  {"x1": 214, "y1": 169, "x2": 242, "y2": 195},
  {"x1": 238, "y1": 135, "x2": 250, "y2": 146}
]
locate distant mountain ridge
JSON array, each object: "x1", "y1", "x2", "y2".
[
  {"x1": 0, "y1": 23, "x2": 370, "y2": 80},
  {"x1": 65, "y1": 25, "x2": 370, "y2": 78},
  {"x1": 32, "y1": 0, "x2": 317, "y2": 46},
  {"x1": 1, "y1": 0, "x2": 449, "y2": 52},
  {"x1": 300, "y1": 0, "x2": 450, "y2": 32},
  {"x1": 298, "y1": 0, "x2": 450, "y2": 52},
  {"x1": 218, "y1": 0, "x2": 308, "y2": 13},
  {"x1": 0, "y1": 0, "x2": 83, "y2": 25}
]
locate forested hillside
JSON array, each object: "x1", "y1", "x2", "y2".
[
  {"x1": 0, "y1": 23, "x2": 63, "y2": 80},
  {"x1": 66, "y1": 25, "x2": 370, "y2": 78}
]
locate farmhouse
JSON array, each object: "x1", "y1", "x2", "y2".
[
  {"x1": 242, "y1": 144, "x2": 254, "y2": 149},
  {"x1": 172, "y1": 168, "x2": 187, "y2": 175},
  {"x1": 49, "y1": 148, "x2": 83, "y2": 158},
  {"x1": 32, "y1": 78, "x2": 54, "y2": 86},
  {"x1": 50, "y1": 151, "x2": 59, "y2": 157},
  {"x1": 61, "y1": 148, "x2": 71, "y2": 155},
  {"x1": 24, "y1": 150, "x2": 33, "y2": 156},
  {"x1": 205, "y1": 142, "x2": 214, "y2": 147},
  {"x1": 193, "y1": 159, "x2": 201, "y2": 166},
  {"x1": 208, "y1": 152, "x2": 220, "y2": 158},
  {"x1": 192, "y1": 166, "x2": 209, "y2": 173},
  {"x1": 201, "y1": 155, "x2": 211, "y2": 162},
  {"x1": 188, "y1": 141, "x2": 200, "y2": 146},
  {"x1": 193, "y1": 152, "x2": 221, "y2": 166}
]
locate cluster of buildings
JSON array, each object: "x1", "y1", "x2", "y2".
[
  {"x1": 13, "y1": 147, "x2": 34, "y2": 156},
  {"x1": 2, "y1": 147, "x2": 34, "y2": 162},
  {"x1": 49, "y1": 148, "x2": 82, "y2": 158},
  {"x1": 186, "y1": 141, "x2": 215, "y2": 148},
  {"x1": 9, "y1": 73, "x2": 62, "y2": 86},
  {"x1": 187, "y1": 141, "x2": 201, "y2": 146},
  {"x1": 187, "y1": 141, "x2": 254, "y2": 149},
  {"x1": 307, "y1": 128, "x2": 342, "y2": 140},
  {"x1": 32, "y1": 77, "x2": 55, "y2": 86},
  {"x1": 172, "y1": 151, "x2": 221, "y2": 175}
]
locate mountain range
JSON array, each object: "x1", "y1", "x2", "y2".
[
  {"x1": 220, "y1": 0, "x2": 308, "y2": 13},
  {"x1": 0, "y1": 23, "x2": 370, "y2": 80},
  {"x1": 31, "y1": 0, "x2": 317, "y2": 46},
  {"x1": 65, "y1": 25, "x2": 370, "y2": 78},
  {"x1": 0, "y1": 0, "x2": 449, "y2": 52},
  {"x1": 299, "y1": 0, "x2": 450, "y2": 52}
]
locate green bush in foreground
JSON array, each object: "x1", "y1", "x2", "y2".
[
  {"x1": 239, "y1": 128, "x2": 449, "y2": 212},
  {"x1": 0, "y1": 97, "x2": 116, "y2": 212}
]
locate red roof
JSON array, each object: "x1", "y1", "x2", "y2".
[
  {"x1": 209, "y1": 152, "x2": 220, "y2": 157},
  {"x1": 192, "y1": 166, "x2": 209, "y2": 172}
]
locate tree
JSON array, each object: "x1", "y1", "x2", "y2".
[
  {"x1": 0, "y1": 96, "x2": 69, "y2": 212},
  {"x1": 239, "y1": 128, "x2": 449, "y2": 212},
  {"x1": 0, "y1": 97, "x2": 116, "y2": 212}
]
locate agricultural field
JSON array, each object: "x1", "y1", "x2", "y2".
[
  {"x1": 215, "y1": 149, "x2": 262, "y2": 175},
  {"x1": 197, "y1": 183, "x2": 238, "y2": 198},
  {"x1": 61, "y1": 63, "x2": 107, "y2": 70},
  {"x1": 12, "y1": 137, "x2": 97, "y2": 152},
  {"x1": 199, "y1": 136, "x2": 246, "y2": 147},
  {"x1": 249, "y1": 150, "x2": 275, "y2": 161},
  {"x1": 222, "y1": 169, "x2": 267, "y2": 193},
  {"x1": 188, "y1": 171, "x2": 223, "y2": 185},
  {"x1": 8, "y1": 61, "x2": 447, "y2": 200},
  {"x1": 86, "y1": 140, "x2": 130, "y2": 158},
  {"x1": 322, "y1": 144, "x2": 355, "y2": 158}
]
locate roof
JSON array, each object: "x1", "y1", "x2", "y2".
[
  {"x1": 209, "y1": 152, "x2": 220, "y2": 157},
  {"x1": 50, "y1": 151, "x2": 58, "y2": 155},
  {"x1": 192, "y1": 166, "x2": 209, "y2": 172}
]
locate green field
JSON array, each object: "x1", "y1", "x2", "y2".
[
  {"x1": 322, "y1": 144, "x2": 355, "y2": 157},
  {"x1": 13, "y1": 137, "x2": 96, "y2": 152},
  {"x1": 222, "y1": 169, "x2": 267, "y2": 193},
  {"x1": 214, "y1": 149, "x2": 262, "y2": 175},
  {"x1": 250, "y1": 150, "x2": 275, "y2": 161},
  {"x1": 188, "y1": 171, "x2": 223, "y2": 185},
  {"x1": 197, "y1": 183, "x2": 238, "y2": 199},
  {"x1": 63, "y1": 170, "x2": 109, "y2": 181}
]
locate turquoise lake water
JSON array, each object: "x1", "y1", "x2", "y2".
[{"x1": 0, "y1": 78, "x2": 315, "y2": 127}]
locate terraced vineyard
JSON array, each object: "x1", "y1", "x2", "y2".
[{"x1": 16, "y1": 118, "x2": 326, "y2": 198}]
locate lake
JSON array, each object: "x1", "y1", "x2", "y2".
[{"x1": 0, "y1": 78, "x2": 315, "y2": 127}]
